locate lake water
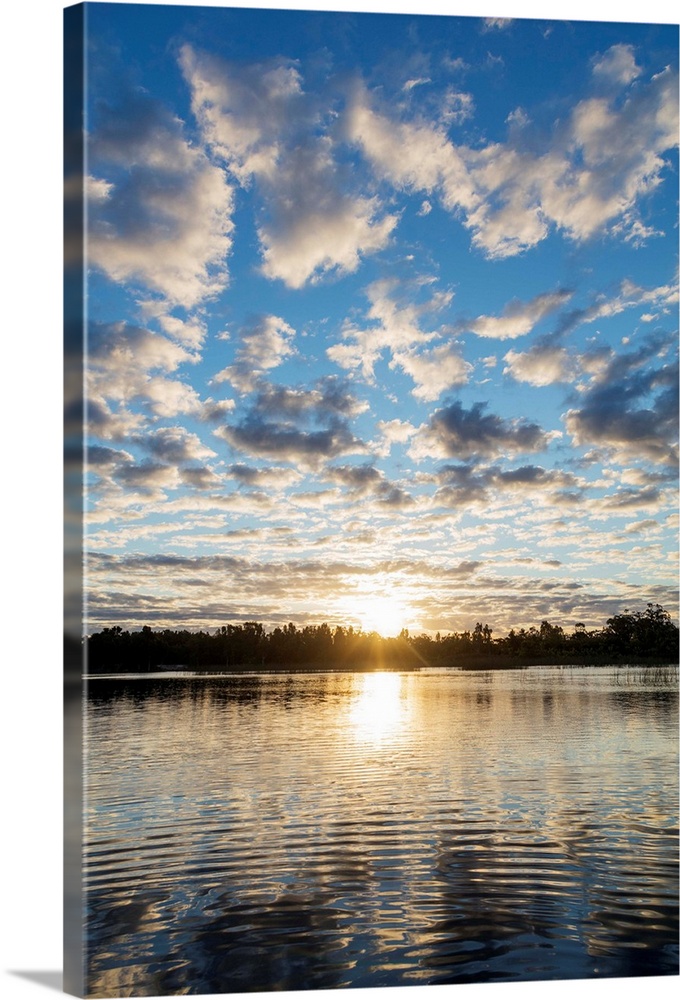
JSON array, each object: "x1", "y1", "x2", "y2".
[{"x1": 84, "y1": 666, "x2": 678, "y2": 997}]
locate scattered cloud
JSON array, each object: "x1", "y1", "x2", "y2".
[
  {"x1": 411, "y1": 401, "x2": 555, "y2": 461},
  {"x1": 504, "y1": 344, "x2": 575, "y2": 386},
  {"x1": 460, "y1": 290, "x2": 572, "y2": 340},
  {"x1": 350, "y1": 51, "x2": 678, "y2": 258},
  {"x1": 81, "y1": 12, "x2": 679, "y2": 636},
  {"x1": 181, "y1": 45, "x2": 398, "y2": 288},
  {"x1": 328, "y1": 277, "x2": 455, "y2": 391},
  {"x1": 391, "y1": 343, "x2": 472, "y2": 400},
  {"x1": 213, "y1": 314, "x2": 296, "y2": 389},
  {"x1": 483, "y1": 18, "x2": 513, "y2": 32},
  {"x1": 592, "y1": 43, "x2": 641, "y2": 86},
  {"x1": 88, "y1": 84, "x2": 234, "y2": 308},
  {"x1": 215, "y1": 380, "x2": 370, "y2": 469},
  {"x1": 564, "y1": 336, "x2": 679, "y2": 467}
]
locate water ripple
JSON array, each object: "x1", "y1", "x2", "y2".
[{"x1": 84, "y1": 668, "x2": 678, "y2": 996}]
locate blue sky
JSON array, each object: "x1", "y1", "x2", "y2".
[{"x1": 79, "y1": 1, "x2": 678, "y2": 637}]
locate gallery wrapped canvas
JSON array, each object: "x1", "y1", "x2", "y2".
[{"x1": 64, "y1": 2, "x2": 679, "y2": 997}]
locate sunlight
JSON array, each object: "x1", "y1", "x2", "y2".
[
  {"x1": 348, "y1": 671, "x2": 406, "y2": 744},
  {"x1": 355, "y1": 596, "x2": 407, "y2": 638}
]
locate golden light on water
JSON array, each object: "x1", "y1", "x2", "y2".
[{"x1": 348, "y1": 672, "x2": 406, "y2": 744}]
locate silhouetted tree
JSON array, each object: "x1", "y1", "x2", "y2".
[{"x1": 85, "y1": 604, "x2": 678, "y2": 672}]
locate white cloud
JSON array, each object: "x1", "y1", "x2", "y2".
[
  {"x1": 87, "y1": 322, "x2": 204, "y2": 424},
  {"x1": 391, "y1": 343, "x2": 472, "y2": 401},
  {"x1": 143, "y1": 377, "x2": 203, "y2": 418},
  {"x1": 441, "y1": 89, "x2": 475, "y2": 125},
  {"x1": 86, "y1": 175, "x2": 113, "y2": 202},
  {"x1": 182, "y1": 46, "x2": 397, "y2": 289},
  {"x1": 592, "y1": 44, "x2": 641, "y2": 86},
  {"x1": 259, "y1": 192, "x2": 397, "y2": 288},
  {"x1": 403, "y1": 77, "x2": 431, "y2": 92},
  {"x1": 346, "y1": 81, "x2": 478, "y2": 214},
  {"x1": 237, "y1": 315, "x2": 296, "y2": 370},
  {"x1": 136, "y1": 305, "x2": 208, "y2": 350},
  {"x1": 350, "y1": 56, "x2": 678, "y2": 259},
  {"x1": 88, "y1": 87, "x2": 234, "y2": 309},
  {"x1": 327, "y1": 278, "x2": 452, "y2": 381},
  {"x1": 463, "y1": 290, "x2": 572, "y2": 340},
  {"x1": 373, "y1": 419, "x2": 417, "y2": 457},
  {"x1": 504, "y1": 345, "x2": 575, "y2": 386},
  {"x1": 483, "y1": 18, "x2": 512, "y2": 31},
  {"x1": 213, "y1": 315, "x2": 296, "y2": 389},
  {"x1": 506, "y1": 107, "x2": 529, "y2": 128}
]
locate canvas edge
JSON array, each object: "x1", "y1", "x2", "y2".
[{"x1": 64, "y1": 2, "x2": 86, "y2": 996}]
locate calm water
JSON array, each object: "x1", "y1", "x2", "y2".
[{"x1": 84, "y1": 667, "x2": 679, "y2": 997}]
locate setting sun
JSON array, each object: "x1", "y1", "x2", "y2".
[{"x1": 355, "y1": 597, "x2": 407, "y2": 638}]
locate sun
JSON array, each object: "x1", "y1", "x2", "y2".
[{"x1": 356, "y1": 597, "x2": 406, "y2": 638}]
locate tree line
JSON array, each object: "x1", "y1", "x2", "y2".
[{"x1": 85, "y1": 603, "x2": 678, "y2": 672}]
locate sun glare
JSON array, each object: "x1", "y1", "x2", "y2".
[
  {"x1": 356, "y1": 597, "x2": 406, "y2": 638},
  {"x1": 349, "y1": 672, "x2": 406, "y2": 744}
]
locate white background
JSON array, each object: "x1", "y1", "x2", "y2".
[{"x1": 1, "y1": 1, "x2": 677, "y2": 998}]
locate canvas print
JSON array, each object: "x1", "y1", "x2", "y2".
[{"x1": 64, "y1": 2, "x2": 679, "y2": 997}]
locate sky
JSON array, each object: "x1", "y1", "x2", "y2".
[{"x1": 77, "y1": 0, "x2": 679, "y2": 638}]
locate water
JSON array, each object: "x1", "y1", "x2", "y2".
[{"x1": 84, "y1": 666, "x2": 679, "y2": 997}]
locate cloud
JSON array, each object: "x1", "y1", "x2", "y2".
[
  {"x1": 181, "y1": 45, "x2": 397, "y2": 288},
  {"x1": 138, "y1": 427, "x2": 216, "y2": 463},
  {"x1": 461, "y1": 289, "x2": 572, "y2": 340},
  {"x1": 506, "y1": 107, "x2": 530, "y2": 128},
  {"x1": 391, "y1": 343, "x2": 472, "y2": 400},
  {"x1": 179, "y1": 466, "x2": 224, "y2": 490},
  {"x1": 503, "y1": 344, "x2": 575, "y2": 386},
  {"x1": 213, "y1": 315, "x2": 296, "y2": 389},
  {"x1": 433, "y1": 462, "x2": 581, "y2": 507},
  {"x1": 504, "y1": 276, "x2": 679, "y2": 387},
  {"x1": 87, "y1": 322, "x2": 204, "y2": 424},
  {"x1": 350, "y1": 52, "x2": 678, "y2": 258},
  {"x1": 138, "y1": 308, "x2": 208, "y2": 350},
  {"x1": 142, "y1": 378, "x2": 203, "y2": 419},
  {"x1": 564, "y1": 336, "x2": 679, "y2": 466},
  {"x1": 229, "y1": 465, "x2": 303, "y2": 489},
  {"x1": 217, "y1": 418, "x2": 368, "y2": 468},
  {"x1": 88, "y1": 84, "x2": 234, "y2": 308},
  {"x1": 411, "y1": 401, "x2": 555, "y2": 461},
  {"x1": 114, "y1": 462, "x2": 182, "y2": 494},
  {"x1": 346, "y1": 80, "x2": 478, "y2": 215},
  {"x1": 324, "y1": 464, "x2": 386, "y2": 494},
  {"x1": 483, "y1": 18, "x2": 513, "y2": 31},
  {"x1": 86, "y1": 445, "x2": 134, "y2": 468},
  {"x1": 85, "y1": 397, "x2": 145, "y2": 442},
  {"x1": 592, "y1": 44, "x2": 641, "y2": 86},
  {"x1": 248, "y1": 377, "x2": 369, "y2": 423},
  {"x1": 259, "y1": 184, "x2": 397, "y2": 288},
  {"x1": 441, "y1": 89, "x2": 475, "y2": 125},
  {"x1": 179, "y1": 45, "x2": 303, "y2": 181},
  {"x1": 327, "y1": 277, "x2": 453, "y2": 384},
  {"x1": 600, "y1": 487, "x2": 663, "y2": 509},
  {"x1": 89, "y1": 321, "x2": 197, "y2": 375},
  {"x1": 215, "y1": 375, "x2": 370, "y2": 469},
  {"x1": 372, "y1": 419, "x2": 417, "y2": 457}
]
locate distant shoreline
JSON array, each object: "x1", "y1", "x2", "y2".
[
  {"x1": 77, "y1": 606, "x2": 679, "y2": 676},
  {"x1": 83, "y1": 656, "x2": 679, "y2": 677}
]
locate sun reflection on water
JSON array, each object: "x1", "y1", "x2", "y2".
[{"x1": 348, "y1": 672, "x2": 407, "y2": 744}]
